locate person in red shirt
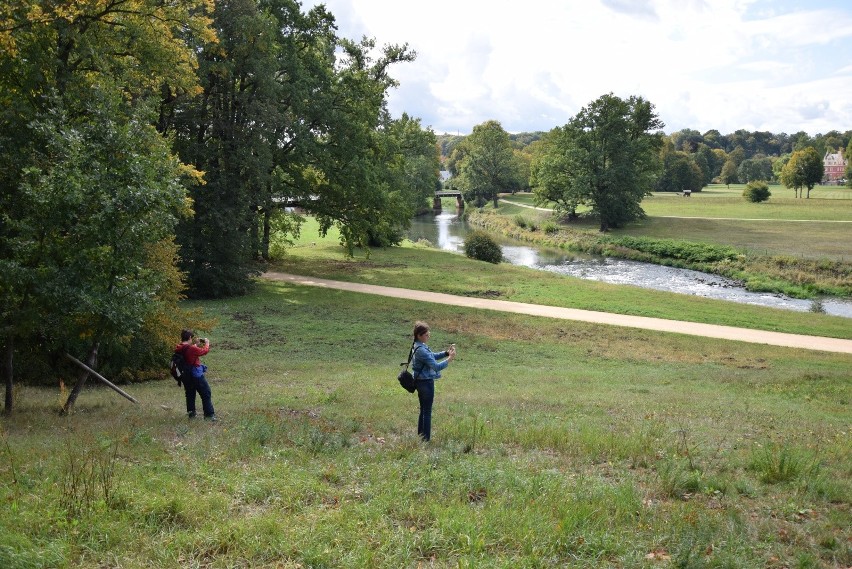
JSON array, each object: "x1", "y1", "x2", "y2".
[{"x1": 175, "y1": 329, "x2": 216, "y2": 421}]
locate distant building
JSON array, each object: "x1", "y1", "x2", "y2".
[{"x1": 823, "y1": 148, "x2": 847, "y2": 182}]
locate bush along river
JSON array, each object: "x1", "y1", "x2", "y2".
[{"x1": 408, "y1": 212, "x2": 852, "y2": 318}]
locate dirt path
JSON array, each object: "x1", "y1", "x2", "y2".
[{"x1": 263, "y1": 272, "x2": 852, "y2": 355}]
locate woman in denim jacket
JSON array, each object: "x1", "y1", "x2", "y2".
[{"x1": 411, "y1": 321, "x2": 455, "y2": 441}]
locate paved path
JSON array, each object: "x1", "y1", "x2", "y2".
[{"x1": 264, "y1": 272, "x2": 852, "y2": 355}]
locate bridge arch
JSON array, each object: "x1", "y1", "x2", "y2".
[{"x1": 434, "y1": 190, "x2": 464, "y2": 211}]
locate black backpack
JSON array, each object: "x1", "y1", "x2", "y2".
[
  {"x1": 397, "y1": 343, "x2": 420, "y2": 393},
  {"x1": 170, "y1": 346, "x2": 190, "y2": 386}
]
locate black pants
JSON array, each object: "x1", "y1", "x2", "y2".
[{"x1": 416, "y1": 379, "x2": 434, "y2": 441}]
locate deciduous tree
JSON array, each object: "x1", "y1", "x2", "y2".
[
  {"x1": 532, "y1": 94, "x2": 664, "y2": 232},
  {"x1": 165, "y1": 1, "x2": 416, "y2": 286},
  {"x1": 531, "y1": 128, "x2": 582, "y2": 219},
  {"x1": 656, "y1": 151, "x2": 703, "y2": 193},
  {"x1": 780, "y1": 147, "x2": 824, "y2": 198},
  {"x1": 693, "y1": 144, "x2": 716, "y2": 185},
  {"x1": 303, "y1": 36, "x2": 416, "y2": 255},
  {"x1": 720, "y1": 159, "x2": 739, "y2": 187},
  {"x1": 0, "y1": 0, "x2": 214, "y2": 412},
  {"x1": 737, "y1": 156, "x2": 774, "y2": 184},
  {"x1": 457, "y1": 120, "x2": 518, "y2": 208},
  {"x1": 380, "y1": 113, "x2": 442, "y2": 215}
]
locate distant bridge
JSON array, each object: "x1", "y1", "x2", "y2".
[
  {"x1": 275, "y1": 192, "x2": 464, "y2": 212},
  {"x1": 434, "y1": 190, "x2": 464, "y2": 210}
]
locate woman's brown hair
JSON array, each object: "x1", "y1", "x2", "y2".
[{"x1": 413, "y1": 321, "x2": 430, "y2": 339}]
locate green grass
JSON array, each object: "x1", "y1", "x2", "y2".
[
  {"x1": 2, "y1": 214, "x2": 851, "y2": 568},
  {"x1": 274, "y1": 221, "x2": 852, "y2": 339},
  {"x1": 481, "y1": 193, "x2": 852, "y2": 298},
  {"x1": 2, "y1": 272, "x2": 850, "y2": 568},
  {"x1": 613, "y1": 216, "x2": 852, "y2": 260},
  {"x1": 641, "y1": 185, "x2": 852, "y2": 221},
  {"x1": 503, "y1": 188, "x2": 852, "y2": 261},
  {"x1": 505, "y1": 185, "x2": 852, "y2": 220}
]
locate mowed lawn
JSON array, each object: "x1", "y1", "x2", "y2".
[{"x1": 502, "y1": 186, "x2": 852, "y2": 260}]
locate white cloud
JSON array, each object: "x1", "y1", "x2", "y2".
[
  {"x1": 601, "y1": 0, "x2": 659, "y2": 20},
  {"x1": 303, "y1": 0, "x2": 852, "y2": 135}
]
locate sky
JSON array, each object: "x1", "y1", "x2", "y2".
[{"x1": 300, "y1": 0, "x2": 852, "y2": 137}]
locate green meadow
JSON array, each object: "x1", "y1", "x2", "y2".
[
  {"x1": 2, "y1": 218, "x2": 850, "y2": 568},
  {"x1": 501, "y1": 186, "x2": 852, "y2": 260},
  {"x1": 504, "y1": 185, "x2": 852, "y2": 219}
]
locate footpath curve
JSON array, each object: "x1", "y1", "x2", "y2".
[{"x1": 263, "y1": 272, "x2": 852, "y2": 355}]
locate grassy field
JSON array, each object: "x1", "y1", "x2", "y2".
[
  {"x1": 272, "y1": 225, "x2": 852, "y2": 339},
  {"x1": 505, "y1": 185, "x2": 852, "y2": 219},
  {"x1": 641, "y1": 185, "x2": 852, "y2": 221},
  {"x1": 501, "y1": 187, "x2": 852, "y2": 261},
  {"x1": 1, "y1": 225, "x2": 851, "y2": 568}
]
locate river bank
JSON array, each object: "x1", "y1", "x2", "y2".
[
  {"x1": 272, "y1": 217, "x2": 852, "y2": 338},
  {"x1": 465, "y1": 208, "x2": 852, "y2": 301}
]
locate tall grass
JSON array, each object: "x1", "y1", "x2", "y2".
[
  {"x1": 1, "y1": 272, "x2": 850, "y2": 567},
  {"x1": 749, "y1": 443, "x2": 821, "y2": 485}
]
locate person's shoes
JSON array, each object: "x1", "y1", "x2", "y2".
[
  {"x1": 187, "y1": 412, "x2": 196, "y2": 419},
  {"x1": 204, "y1": 415, "x2": 218, "y2": 422}
]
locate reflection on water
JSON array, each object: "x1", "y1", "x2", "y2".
[
  {"x1": 408, "y1": 212, "x2": 852, "y2": 318},
  {"x1": 409, "y1": 211, "x2": 468, "y2": 251}
]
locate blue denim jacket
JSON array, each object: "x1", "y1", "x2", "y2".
[{"x1": 412, "y1": 341, "x2": 449, "y2": 380}]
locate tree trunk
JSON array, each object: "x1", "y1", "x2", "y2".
[
  {"x1": 249, "y1": 204, "x2": 260, "y2": 259},
  {"x1": 262, "y1": 207, "x2": 271, "y2": 261},
  {"x1": 64, "y1": 354, "x2": 138, "y2": 404},
  {"x1": 3, "y1": 337, "x2": 12, "y2": 415},
  {"x1": 492, "y1": 195, "x2": 499, "y2": 208},
  {"x1": 62, "y1": 341, "x2": 99, "y2": 414}
]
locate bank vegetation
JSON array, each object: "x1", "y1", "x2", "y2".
[{"x1": 467, "y1": 209, "x2": 852, "y2": 300}]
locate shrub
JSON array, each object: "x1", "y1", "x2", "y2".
[
  {"x1": 542, "y1": 220, "x2": 559, "y2": 235},
  {"x1": 743, "y1": 180, "x2": 771, "y2": 203},
  {"x1": 604, "y1": 235, "x2": 738, "y2": 264},
  {"x1": 514, "y1": 215, "x2": 528, "y2": 229},
  {"x1": 464, "y1": 230, "x2": 503, "y2": 263}
]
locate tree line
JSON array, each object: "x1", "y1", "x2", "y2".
[
  {"x1": 440, "y1": 127, "x2": 852, "y2": 164},
  {"x1": 439, "y1": 103, "x2": 846, "y2": 234},
  {"x1": 441, "y1": 126, "x2": 851, "y2": 194},
  {"x1": 437, "y1": 96, "x2": 664, "y2": 232},
  {"x1": 0, "y1": 0, "x2": 440, "y2": 413}
]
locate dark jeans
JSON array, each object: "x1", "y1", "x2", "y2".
[
  {"x1": 416, "y1": 379, "x2": 434, "y2": 441},
  {"x1": 184, "y1": 374, "x2": 215, "y2": 418}
]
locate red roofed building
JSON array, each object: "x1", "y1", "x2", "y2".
[{"x1": 823, "y1": 148, "x2": 847, "y2": 182}]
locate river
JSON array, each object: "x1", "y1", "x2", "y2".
[{"x1": 407, "y1": 212, "x2": 852, "y2": 318}]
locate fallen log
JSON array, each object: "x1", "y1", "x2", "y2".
[{"x1": 64, "y1": 353, "x2": 139, "y2": 405}]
